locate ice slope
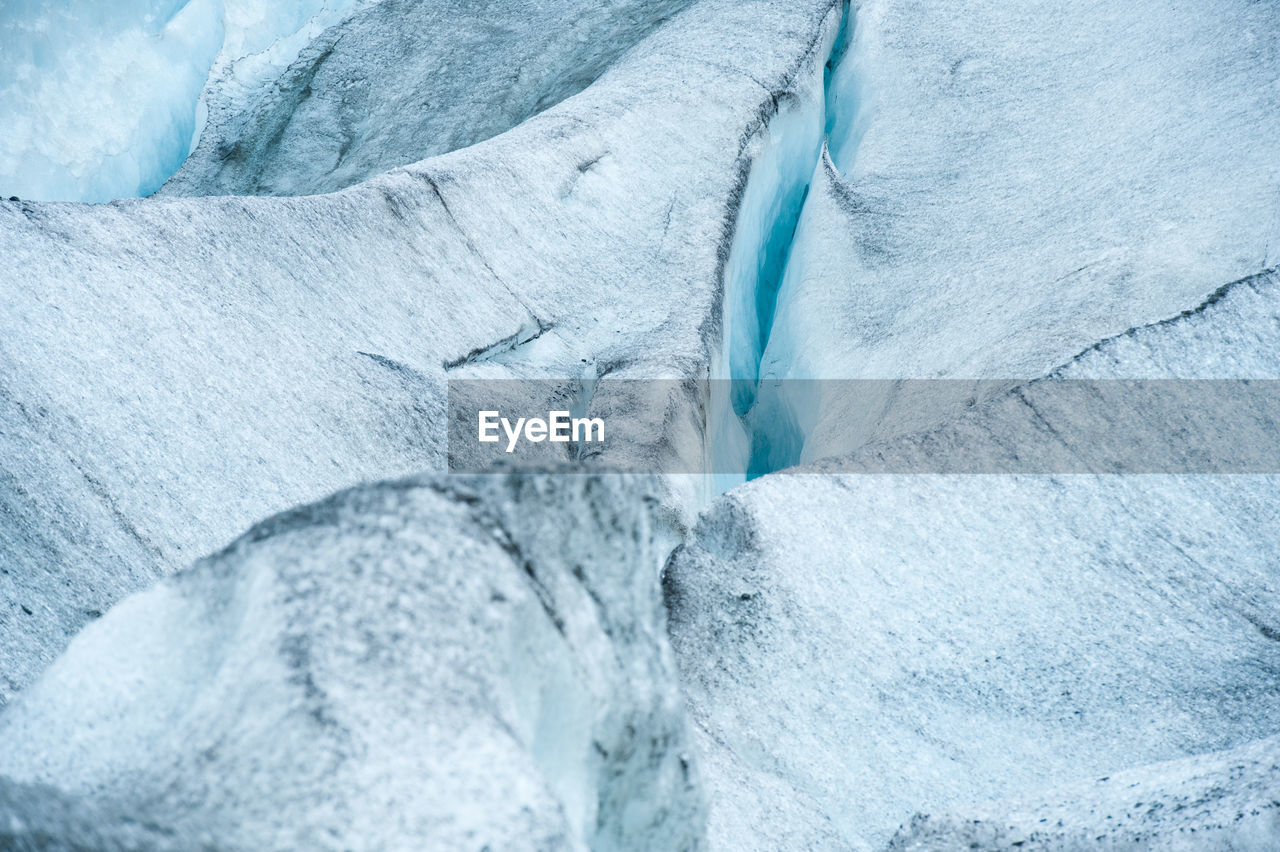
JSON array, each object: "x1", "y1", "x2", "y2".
[
  {"x1": 2, "y1": 0, "x2": 682, "y2": 202},
  {"x1": 0, "y1": 0, "x2": 364, "y2": 202},
  {"x1": 806, "y1": 269, "x2": 1280, "y2": 476},
  {"x1": 0, "y1": 776, "x2": 188, "y2": 852},
  {"x1": 0, "y1": 0, "x2": 843, "y2": 704},
  {"x1": 666, "y1": 268, "x2": 1280, "y2": 849},
  {"x1": 887, "y1": 733, "x2": 1280, "y2": 850},
  {"x1": 752, "y1": 0, "x2": 1280, "y2": 469},
  {"x1": 161, "y1": 0, "x2": 694, "y2": 197},
  {"x1": 0, "y1": 473, "x2": 701, "y2": 850}
]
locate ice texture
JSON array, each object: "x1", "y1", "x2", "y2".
[
  {"x1": 0, "y1": 0, "x2": 369, "y2": 202},
  {"x1": 753, "y1": 0, "x2": 1280, "y2": 468},
  {"x1": 2, "y1": 0, "x2": 698, "y2": 203},
  {"x1": 0, "y1": 0, "x2": 224, "y2": 202},
  {"x1": 0, "y1": 473, "x2": 701, "y2": 850},
  {"x1": 667, "y1": 266, "x2": 1280, "y2": 849},
  {"x1": 887, "y1": 734, "x2": 1280, "y2": 851},
  {"x1": 0, "y1": 0, "x2": 842, "y2": 703},
  {"x1": 2, "y1": 0, "x2": 1280, "y2": 847},
  {"x1": 670, "y1": 471, "x2": 1280, "y2": 849},
  {"x1": 161, "y1": 0, "x2": 695, "y2": 197}
]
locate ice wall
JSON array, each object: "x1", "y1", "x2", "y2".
[
  {"x1": 0, "y1": 0, "x2": 223, "y2": 202},
  {"x1": 161, "y1": 0, "x2": 695, "y2": 197},
  {"x1": 0, "y1": 0, "x2": 359, "y2": 202},
  {"x1": 709, "y1": 1, "x2": 853, "y2": 481}
]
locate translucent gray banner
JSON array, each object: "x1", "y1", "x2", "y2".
[{"x1": 447, "y1": 379, "x2": 1280, "y2": 474}]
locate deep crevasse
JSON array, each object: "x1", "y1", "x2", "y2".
[{"x1": 709, "y1": 0, "x2": 862, "y2": 485}]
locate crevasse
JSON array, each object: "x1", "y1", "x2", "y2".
[{"x1": 709, "y1": 0, "x2": 861, "y2": 485}]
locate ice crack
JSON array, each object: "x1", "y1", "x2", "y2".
[{"x1": 710, "y1": 1, "x2": 858, "y2": 484}]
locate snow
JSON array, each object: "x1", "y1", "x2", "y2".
[
  {"x1": 161, "y1": 0, "x2": 697, "y2": 197},
  {"x1": 888, "y1": 733, "x2": 1280, "y2": 850},
  {"x1": 670, "y1": 470, "x2": 1280, "y2": 849},
  {"x1": 2, "y1": 0, "x2": 1280, "y2": 847},
  {"x1": 0, "y1": 474, "x2": 701, "y2": 850},
  {"x1": 757, "y1": 0, "x2": 1280, "y2": 467},
  {"x1": 0, "y1": 0, "x2": 842, "y2": 702},
  {"x1": 668, "y1": 265, "x2": 1280, "y2": 849}
]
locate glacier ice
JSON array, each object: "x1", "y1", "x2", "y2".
[
  {"x1": 0, "y1": 0, "x2": 368, "y2": 202},
  {"x1": 887, "y1": 733, "x2": 1280, "y2": 850},
  {"x1": 161, "y1": 0, "x2": 696, "y2": 197},
  {"x1": 0, "y1": 0, "x2": 841, "y2": 702},
  {"x1": 0, "y1": 473, "x2": 701, "y2": 850},
  {"x1": 668, "y1": 266, "x2": 1280, "y2": 849},
  {"x1": 669, "y1": 471, "x2": 1280, "y2": 848},
  {"x1": 753, "y1": 0, "x2": 1280, "y2": 468},
  {"x1": 0, "y1": 0, "x2": 224, "y2": 202},
  {"x1": 709, "y1": 8, "x2": 839, "y2": 484},
  {"x1": 2, "y1": 0, "x2": 1280, "y2": 847}
]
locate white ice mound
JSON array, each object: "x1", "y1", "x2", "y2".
[
  {"x1": 886, "y1": 733, "x2": 1280, "y2": 851},
  {"x1": 0, "y1": 0, "x2": 696, "y2": 202},
  {"x1": 161, "y1": 0, "x2": 695, "y2": 197},
  {"x1": 670, "y1": 472, "x2": 1280, "y2": 850},
  {"x1": 667, "y1": 269, "x2": 1280, "y2": 849},
  {"x1": 0, "y1": 473, "x2": 702, "y2": 850}
]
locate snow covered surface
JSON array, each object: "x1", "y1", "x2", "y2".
[
  {"x1": 888, "y1": 733, "x2": 1280, "y2": 851},
  {"x1": 670, "y1": 470, "x2": 1280, "y2": 849},
  {"x1": 668, "y1": 265, "x2": 1280, "y2": 850},
  {"x1": 754, "y1": 0, "x2": 1280, "y2": 468},
  {"x1": 0, "y1": 473, "x2": 701, "y2": 850},
  {"x1": 2, "y1": 0, "x2": 1280, "y2": 847},
  {"x1": 0, "y1": 0, "x2": 696, "y2": 202},
  {"x1": 162, "y1": 0, "x2": 695, "y2": 197},
  {"x1": 0, "y1": 0, "x2": 840, "y2": 703}
]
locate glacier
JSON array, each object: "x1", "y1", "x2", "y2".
[
  {"x1": 887, "y1": 733, "x2": 1280, "y2": 850},
  {"x1": 0, "y1": 0, "x2": 842, "y2": 704},
  {"x1": 0, "y1": 0, "x2": 367, "y2": 202},
  {"x1": 752, "y1": 0, "x2": 1280, "y2": 469},
  {"x1": 2, "y1": 0, "x2": 1280, "y2": 848},
  {"x1": 161, "y1": 0, "x2": 696, "y2": 196},
  {"x1": 0, "y1": 474, "x2": 701, "y2": 850},
  {"x1": 667, "y1": 267, "x2": 1280, "y2": 849},
  {"x1": 0, "y1": 0, "x2": 695, "y2": 202}
]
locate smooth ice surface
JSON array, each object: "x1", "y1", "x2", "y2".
[
  {"x1": 0, "y1": 0, "x2": 842, "y2": 703},
  {"x1": 888, "y1": 734, "x2": 1280, "y2": 850},
  {"x1": 162, "y1": 0, "x2": 695, "y2": 197},
  {"x1": 0, "y1": 474, "x2": 701, "y2": 850},
  {"x1": 756, "y1": 0, "x2": 1280, "y2": 467},
  {"x1": 668, "y1": 267, "x2": 1280, "y2": 850}
]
